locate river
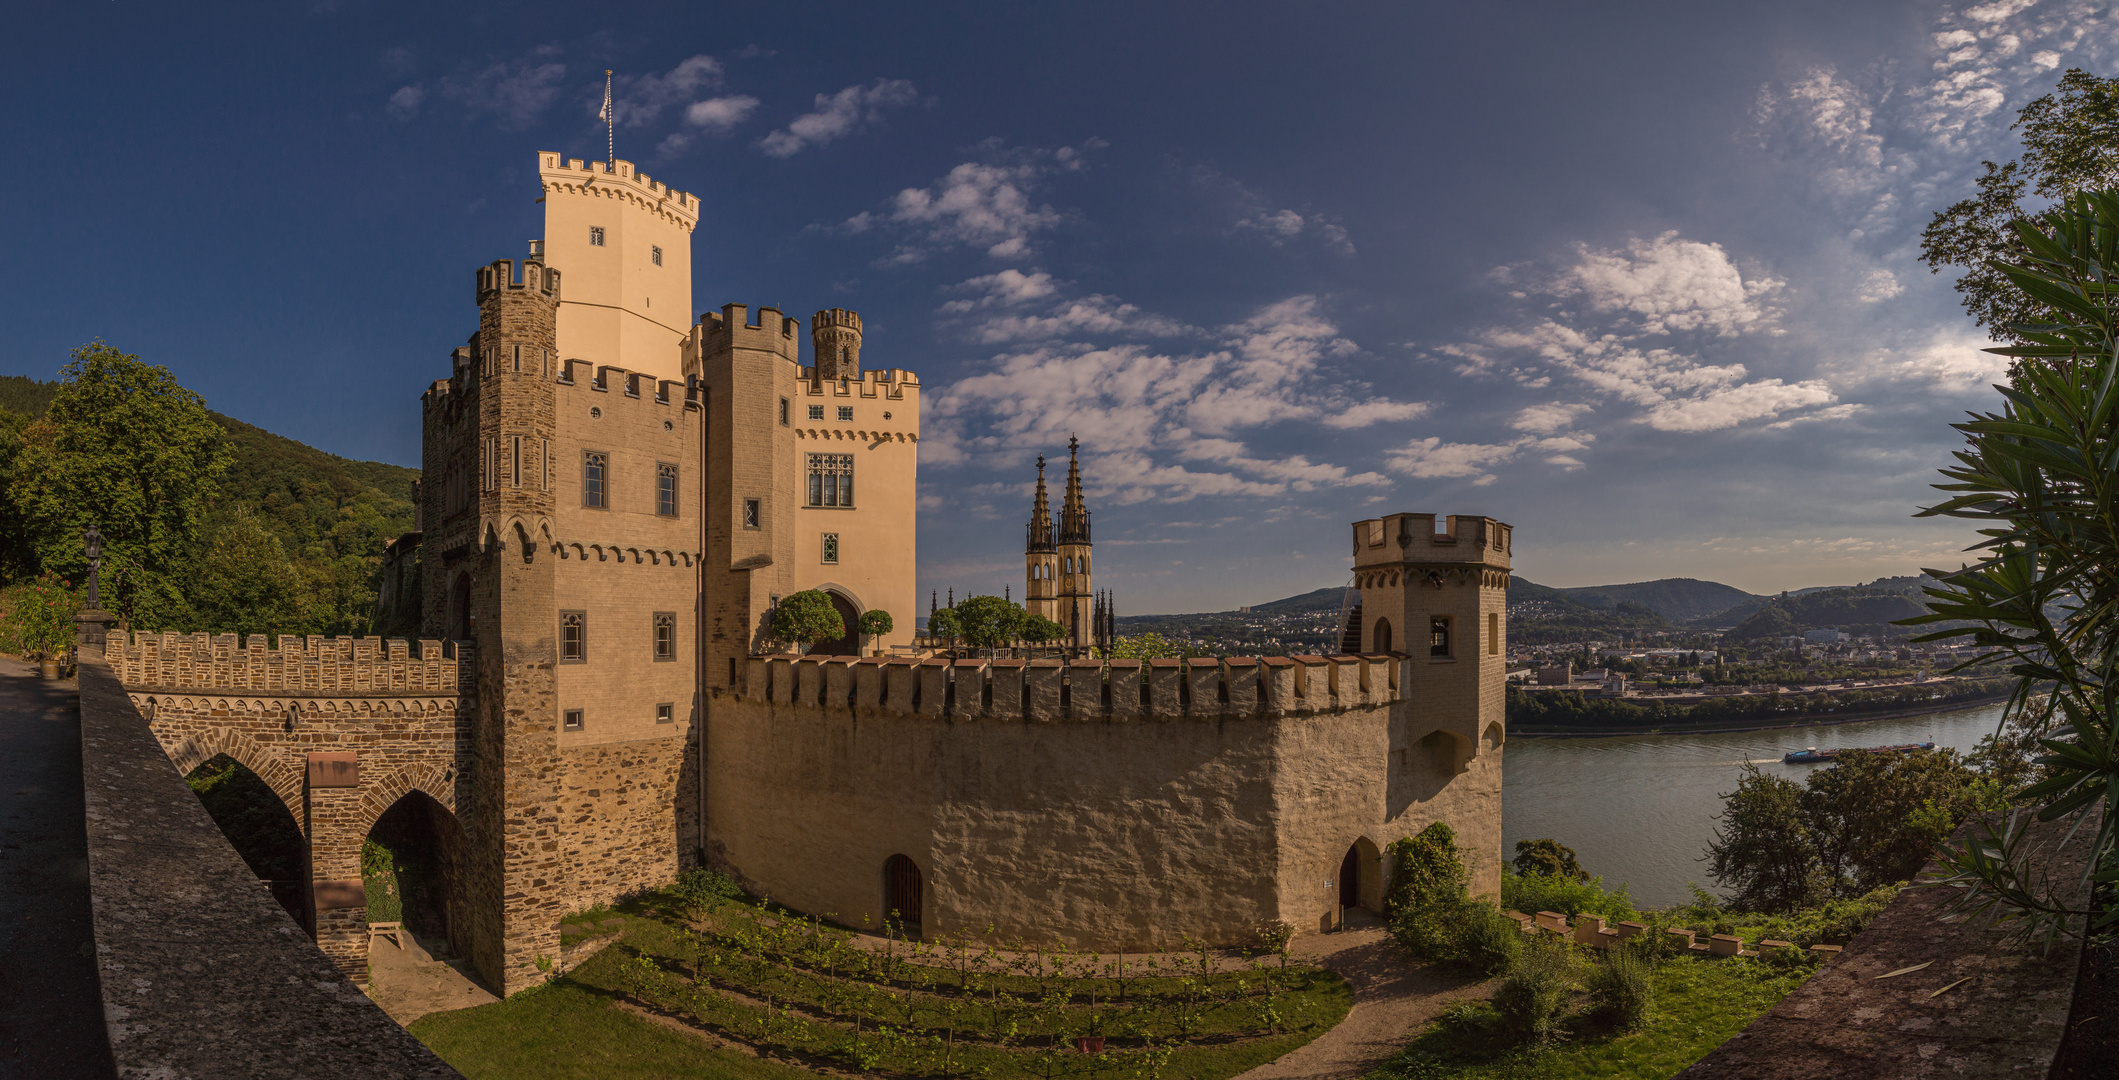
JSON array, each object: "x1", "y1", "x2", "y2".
[{"x1": 1500, "y1": 702, "x2": 2010, "y2": 909}]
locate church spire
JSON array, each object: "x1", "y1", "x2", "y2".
[
  {"x1": 1026, "y1": 455, "x2": 1055, "y2": 553},
  {"x1": 1059, "y1": 435, "x2": 1090, "y2": 545}
]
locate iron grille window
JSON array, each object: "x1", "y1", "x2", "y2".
[
  {"x1": 807, "y1": 453, "x2": 854, "y2": 507},
  {"x1": 836, "y1": 406, "x2": 853, "y2": 422},
  {"x1": 583, "y1": 451, "x2": 608, "y2": 508},
  {"x1": 589, "y1": 227, "x2": 605, "y2": 247},
  {"x1": 821, "y1": 533, "x2": 839, "y2": 565},
  {"x1": 561, "y1": 611, "x2": 587, "y2": 662},
  {"x1": 808, "y1": 404, "x2": 824, "y2": 421},
  {"x1": 653, "y1": 612, "x2": 675, "y2": 660},
  {"x1": 564, "y1": 709, "x2": 583, "y2": 731},
  {"x1": 743, "y1": 499, "x2": 760, "y2": 529},
  {"x1": 655, "y1": 703, "x2": 673, "y2": 724},
  {"x1": 1430, "y1": 616, "x2": 1451, "y2": 658},
  {"x1": 651, "y1": 245, "x2": 663, "y2": 266},
  {"x1": 656, "y1": 462, "x2": 678, "y2": 516}
]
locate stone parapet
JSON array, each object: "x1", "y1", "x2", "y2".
[
  {"x1": 107, "y1": 629, "x2": 474, "y2": 698},
  {"x1": 74, "y1": 657, "x2": 462, "y2": 1078},
  {"x1": 742, "y1": 653, "x2": 1402, "y2": 721}
]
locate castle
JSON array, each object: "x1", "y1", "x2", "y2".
[{"x1": 108, "y1": 151, "x2": 1512, "y2": 998}]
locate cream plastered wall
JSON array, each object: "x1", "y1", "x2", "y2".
[
  {"x1": 704, "y1": 683, "x2": 1466, "y2": 948},
  {"x1": 539, "y1": 154, "x2": 697, "y2": 383},
  {"x1": 792, "y1": 370, "x2": 920, "y2": 652},
  {"x1": 551, "y1": 369, "x2": 702, "y2": 747}
]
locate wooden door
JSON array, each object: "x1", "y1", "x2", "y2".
[{"x1": 884, "y1": 854, "x2": 923, "y2": 936}]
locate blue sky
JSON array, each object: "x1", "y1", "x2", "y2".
[{"x1": 2, "y1": 1, "x2": 2093, "y2": 611}]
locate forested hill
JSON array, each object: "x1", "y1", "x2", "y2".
[
  {"x1": 1, "y1": 373, "x2": 416, "y2": 635},
  {"x1": 1719, "y1": 586, "x2": 1933, "y2": 641},
  {"x1": 1555, "y1": 578, "x2": 1761, "y2": 622}
]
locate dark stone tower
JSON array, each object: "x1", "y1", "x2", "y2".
[
  {"x1": 810, "y1": 308, "x2": 863, "y2": 381},
  {"x1": 1057, "y1": 437, "x2": 1093, "y2": 650},
  {"x1": 1024, "y1": 456, "x2": 1058, "y2": 624}
]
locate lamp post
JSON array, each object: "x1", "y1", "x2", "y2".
[{"x1": 75, "y1": 524, "x2": 115, "y2": 656}]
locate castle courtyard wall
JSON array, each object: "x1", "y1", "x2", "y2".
[{"x1": 706, "y1": 655, "x2": 1433, "y2": 948}]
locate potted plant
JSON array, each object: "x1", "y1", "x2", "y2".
[
  {"x1": 858, "y1": 608, "x2": 894, "y2": 656},
  {"x1": 1, "y1": 575, "x2": 81, "y2": 679}
]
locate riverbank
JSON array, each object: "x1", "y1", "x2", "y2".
[{"x1": 1510, "y1": 691, "x2": 2012, "y2": 739}]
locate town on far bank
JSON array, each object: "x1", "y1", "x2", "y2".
[{"x1": 1096, "y1": 572, "x2": 2006, "y2": 733}]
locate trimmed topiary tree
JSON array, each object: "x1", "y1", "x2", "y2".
[
  {"x1": 770, "y1": 589, "x2": 845, "y2": 653},
  {"x1": 858, "y1": 609, "x2": 893, "y2": 654}
]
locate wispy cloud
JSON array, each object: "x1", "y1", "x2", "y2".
[
  {"x1": 759, "y1": 78, "x2": 920, "y2": 157},
  {"x1": 844, "y1": 142, "x2": 1098, "y2": 262},
  {"x1": 435, "y1": 46, "x2": 567, "y2": 130}
]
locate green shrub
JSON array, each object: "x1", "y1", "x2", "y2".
[
  {"x1": 1501, "y1": 868, "x2": 1638, "y2": 922},
  {"x1": 1588, "y1": 945, "x2": 1653, "y2": 1030},
  {"x1": 1492, "y1": 939, "x2": 1572, "y2": 1042},
  {"x1": 669, "y1": 868, "x2": 744, "y2": 915},
  {"x1": 1512, "y1": 838, "x2": 1587, "y2": 880},
  {"x1": 1391, "y1": 898, "x2": 1523, "y2": 973},
  {"x1": 1384, "y1": 822, "x2": 1470, "y2": 917}
]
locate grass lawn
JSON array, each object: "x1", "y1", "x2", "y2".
[
  {"x1": 411, "y1": 885, "x2": 1351, "y2": 1080},
  {"x1": 410, "y1": 979, "x2": 816, "y2": 1080},
  {"x1": 1367, "y1": 955, "x2": 1811, "y2": 1080}
]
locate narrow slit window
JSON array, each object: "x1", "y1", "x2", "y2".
[
  {"x1": 743, "y1": 499, "x2": 760, "y2": 529},
  {"x1": 583, "y1": 451, "x2": 608, "y2": 508},
  {"x1": 561, "y1": 611, "x2": 587, "y2": 662},
  {"x1": 589, "y1": 226, "x2": 605, "y2": 247},
  {"x1": 779, "y1": 398, "x2": 790, "y2": 425},
  {"x1": 651, "y1": 245, "x2": 663, "y2": 266},
  {"x1": 656, "y1": 462, "x2": 678, "y2": 516},
  {"x1": 511, "y1": 436, "x2": 521, "y2": 488},
  {"x1": 1487, "y1": 612, "x2": 1500, "y2": 655},
  {"x1": 653, "y1": 612, "x2": 676, "y2": 661}
]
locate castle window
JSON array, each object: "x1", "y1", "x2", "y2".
[
  {"x1": 583, "y1": 451, "x2": 608, "y2": 508},
  {"x1": 743, "y1": 499, "x2": 761, "y2": 529},
  {"x1": 653, "y1": 612, "x2": 676, "y2": 661},
  {"x1": 836, "y1": 406, "x2": 853, "y2": 422},
  {"x1": 564, "y1": 709, "x2": 584, "y2": 731},
  {"x1": 655, "y1": 702, "x2": 673, "y2": 724},
  {"x1": 779, "y1": 398, "x2": 790, "y2": 425},
  {"x1": 512, "y1": 344, "x2": 521, "y2": 373},
  {"x1": 1430, "y1": 616, "x2": 1452, "y2": 659},
  {"x1": 1488, "y1": 612, "x2": 1500, "y2": 655},
  {"x1": 589, "y1": 227, "x2": 605, "y2": 247},
  {"x1": 656, "y1": 462, "x2": 678, "y2": 516},
  {"x1": 511, "y1": 436, "x2": 521, "y2": 488},
  {"x1": 561, "y1": 611, "x2": 587, "y2": 663},
  {"x1": 821, "y1": 532, "x2": 839, "y2": 565},
  {"x1": 808, "y1": 404, "x2": 824, "y2": 421},
  {"x1": 807, "y1": 453, "x2": 854, "y2": 508},
  {"x1": 651, "y1": 245, "x2": 663, "y2": 266}
]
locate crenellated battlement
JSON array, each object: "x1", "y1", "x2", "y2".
[
  {"x1": 476, "y1": 258, "x2": 562, "y2": 304},
  {"x1": 810, "y1": 308, "x2": 862, "y2": 333},
  {"x1": 1352, "y1": 512, "x2": 1512, "y2": 568},
  {"x1": 555, "y1": 359, "x2": 693, "y2": 409},
  {"x1": 795, "y1": 366, "x2": 920, "y2": 399},
  {"x1": 107, "y1": 630, "x2": 474, "y2": 698},
  {"x1": 537, "y1": 153, "x2": 699, "y2": 228},
  {"x1": 695, "y1": 303, "x2": 801, "y2": 362},
  {"x1": 743, "y1": 652, "x2": 1399, "y2": 721}
]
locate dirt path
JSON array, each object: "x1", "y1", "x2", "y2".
[
  {"x1": 364, "y1": 927, "x2": 497, "y2": 1024},
  {"x1": 1234, "y1": 917, "x2": 1490, "y2": 1080}
]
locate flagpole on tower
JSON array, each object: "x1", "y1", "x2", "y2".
[{"x1": 601, "y1": 70, "x2": 615, "y2": 165}]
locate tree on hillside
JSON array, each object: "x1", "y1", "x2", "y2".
[
  {"x1": 1922, "y1": 69, "x2": 2119, "y2": 344},
  {"x1": 1909, "y1": 188, "x2": 2119, "y2": 944},
  {"x1": 191, "y1": 508, "x2": 304, "y2": 639},
  {"x1": 7, "y1": 343, "x2": 229, "y2": 626},
  {"x1": 769, "y1": 590, "x2": 845, "y2": 653}
]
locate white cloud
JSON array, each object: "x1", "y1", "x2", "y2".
[
  {"x1": 852, "y1": 148, "x2": 1086, "y2": 262},
  {"x1": 386, "y1": 85, "x2": 423, "y2": 120},
  {"x1": 938, "y1": 270, "x2": 1061, "y2": 313},
  {"x1": 1385, "y1": 438, "x2": 1524, "y2": 485},
  {"x1": 961, "y1": 295, "x2": 1192, "y2": 345},
  {"x1": 1855, "y1": 268, "x2": 1904, "y2": 302},
  {"x1": 1559, "y1": 231, "x2": 1783, "y2": 336},
  {"x1": 758, "y1": 79, "x2": 919, "y2": 157},
  {"x1": 439, "y1": 47, "x2": 567, "y2": 129},
  {"x1": 613, "y1": 56, "x2": 727, "y2": 128},
  {"x1": 1237, "y1": 209, "x2": 1357, "y2": 255},
  {"x1": 929, "y1": 295, "x2": 1416, "y2": 502},
  {"x1": 1511, "y1": 402, "x2": 1594, "y2": 434},
  {"x1": 1765, "y1": 404, "x2": 1868, "y2": 430},
  {"x1": 1640, "y1": 379, "x2": 1837, "y2": 432},
  {"x1": 685, "y1": 95, "x2": 760, "y2": 132},
  {"x1": 1856, "y1": 330, "x2": 2013, "y2": 393}
]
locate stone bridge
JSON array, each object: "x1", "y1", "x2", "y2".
[{"x1": 107, "y1": 630, "x2": 474, "y2": 981}]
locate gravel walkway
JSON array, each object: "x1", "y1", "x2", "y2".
[{"x1": 1236, "y1": 916, "x2": 1491, "y2": 1080}]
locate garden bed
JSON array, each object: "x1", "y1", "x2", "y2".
[{"x1": 413, "y1": 881, "x2": 1351, "y2": 1079}]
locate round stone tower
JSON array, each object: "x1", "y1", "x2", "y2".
[{"x1": 810, "y1": 308, "x2": 863, "y2": 381}]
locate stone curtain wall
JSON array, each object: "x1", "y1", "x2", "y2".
[
  {"x1": 557, "y1": 737, "x2": 687, "y2": 912},
  {"x1": 706, "y1": 653, "x2": 1497, "y2": 947},
  {"x1": 77, "y1": 656, "x2": 463, "y2": 1078},
  {"x1": 108, "y1": 630, "x2": 471, "y2": 983}
]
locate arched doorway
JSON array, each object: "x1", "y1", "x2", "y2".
[
  {"x1": 1339, "y1": 844, "x2": 1362, "y2": 910},
  {"x1": 1373, "y1": 618, "x2": 1393, "y2": 654},
  {"x1": 186, "y1": 754, "x2": 310, "y2": 932},
  {"x1": 812, "y1": 589, "x2": 864, "y2": 657},
  {"x1": 365, "y1": 791, "x2": 468, "y2": 958},
  {"x1": 883, "y1": 854, "x2": 923, "y2": 939}
]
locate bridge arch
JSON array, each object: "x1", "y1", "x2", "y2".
[{"x1": 159, "y1": 721, "x2": 305, "y2": 830}]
